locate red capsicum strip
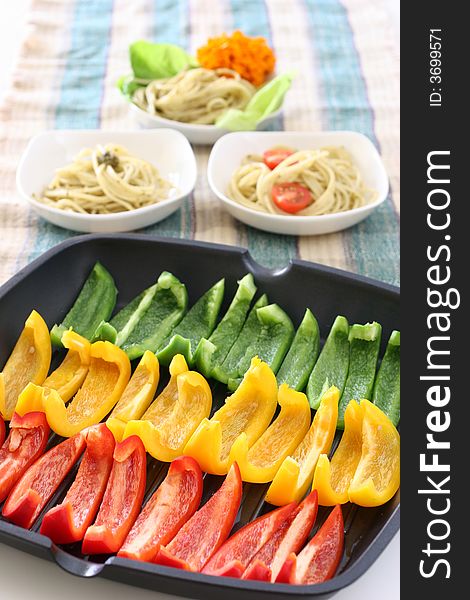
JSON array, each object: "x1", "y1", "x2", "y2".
[
  {"x1": 2, "y1": 432, "x2": 86, "y2": 529},
  {"x1": 275, "y1": 504, "x2": 344, "y2": 585},
  {"x1": 242, "y1": 490, "x2": 319, "y2": 582},
  {"x1": 154, "y1": 462, "x2": 242, "y2": 572},
  {"x1": 0, "y1": 412, "x2": 50, "y2": 503},
  {"x1": 203, "y1": 502, "x2": 297, "y2": 577},
  {"x1": 118, "y1": 456, "x2": 203, "y2": 562},
  {"x1": 82, "y1": 435, "x2": 147, "y2": 555},
  {"x1": 40, "y1": 424, "x2": 115, "y2": 544},
  {"x1": 0, "y1": 417, "x2": 5, "y2": 446}
]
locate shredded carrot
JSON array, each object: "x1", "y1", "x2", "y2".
[{"x1": 196, "y1": 31, "x2": 276, "y2": 87}]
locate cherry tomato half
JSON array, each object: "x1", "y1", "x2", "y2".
[
  {"x1": 263, "y1": 147, "x2": 294, "y2": 170},
  {"x1": 271, "y1": 183, "x2": 313, "y2": 214}
]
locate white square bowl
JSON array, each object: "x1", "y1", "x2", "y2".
[
  {"x1": 207, "y1": 131, "x2": 390, "y2": 236},
  {"x1": 129, "y1": 102, "x2": 282, "y2": 145},
  {"x1": 16, "y1": 129, "x2": 197, "y2": 233}
]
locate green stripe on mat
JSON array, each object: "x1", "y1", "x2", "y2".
[
  {"x1": 28, "y1": 0, "x2": 115, "y2": 262},
  {"x1": 304, "y1": 0, "x2": 399, "y2": 285},
  {"x1": 141, "y1": 0, "x2": 193, "y2": 240},
  {"x1": 229, "y1": 0, "x2": 299, "y2": 269}
]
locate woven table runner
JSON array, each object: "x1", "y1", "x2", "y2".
[{"x1": 0, "y1": 0, "x2": 400, "y2": 287}]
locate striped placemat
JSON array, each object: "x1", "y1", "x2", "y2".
[{"x1": 0, "y1": 0, "x2": 399, "y2": 287}]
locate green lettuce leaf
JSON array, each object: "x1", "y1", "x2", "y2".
[
  {"x1": 118, "y1": 41, "x2": 198, "y2": 99},
  {"x1": 117, "y1": 74, "x2": 142, "y2": 98},
  {"x1": 215, "y1": 72, "x2": 294, "y2": 131},
  {"x1": 130, "y1": 40, "x2": 198, "y2": 80}
]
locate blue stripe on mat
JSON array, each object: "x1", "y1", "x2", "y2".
[
  {"x1": 141, "y1": 0, "x2": 193, "y2": 240},
  {"x1": 28, "y1": 0, "x2": 115, "y2": 261},
  {"x1": 229, "y1": 0, "x2": 299, "y2": 270},
  {"x1": 304, "y1": 0, "x2": 399, "y2": 285}
]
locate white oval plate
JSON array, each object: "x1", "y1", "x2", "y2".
[
  {"x1": 16, "y1": 129, "x2": 197, "y2": 233},
  {"x1": 129, "y1": 102, "x2": 282, "y2": 145},
  {"x1": 208, "y1": 131, "x2": 390, "y2": 236}
]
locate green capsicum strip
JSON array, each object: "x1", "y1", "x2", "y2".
[
  {"x1": 212, "y1": 294, "x2": 269, "y2": 385},
  {"x1": 372, "y1": 330, "x2": 400, "y2": 426},
  {"x1": 194, "y1": 274, "x2": 257, "y2": 378},
  {"x1": 110, "y1": 283, "x2": 159, "y2": 347},
  {"x1": 93, "y1": 320, "x2": 118, "y2": 344},
  {"x1": 50, "y1": 262, "x2": 117, "y2": 347},
  {"x1": 337, "y1": 321, "x2": 382, "y2": 429},
  {"x1": 276, "y1": 308, "x2": 320, "y2": 392},
  {"x1": 306, "y1": 315, "x2": 350, "y2": 410},
  {"x1": 227, "y1": 303, "x2": 294, "y2": 392},
  {"x1": 156, "y1": 279, "x2": 225, "y2": 367},
  {"x1": 122, "y1": 272, "x2": 188, "y2": 361}
]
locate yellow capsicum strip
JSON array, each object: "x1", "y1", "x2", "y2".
[
  {"x1": 106, "y1": 351, "x2": 160, "y2": 442},
  {"x1": 228, "y1": 384, "x2": 311, "y2": 483},
  {"x1": 312, "y1": 399, "x2": 364, "y2": 505},
  {"x1": 123, "y1": 354, "x2": 211, "y2": 461},
  {"x1": 265, "y1": 386, "x2": 339, "y2": 506},
  {"x1": 0, "y1": 310, "x2": 51, "y2": 420},
  {"x1": 43, "y1": 341, "x2": 131, "y2": 437},
  {"x1": 348, "y1": 399, "x2": 400, "y2": 507},
  {"x1": 137, "y1": 353, "x2": 189, "y2": 428},
  {"x1": 183, "y1": 356, "x2": 278, "y2": 475},
  {"x1": 42, "y1": 331, "x2": 91, "y2": 403},
  {"x1": 14, "y1": 382, "x2": 49, "y2": 416}
]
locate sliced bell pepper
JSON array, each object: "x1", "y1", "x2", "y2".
[
  {"x1": 228, "y1": 384, "x2": 311, "y2": 483},
  {"x1": 106, "y1": 351, "x2": 160, "y2": 442},
  {"x1": 227, "y1": 303, "x2": 295, "y2": 392},
  {"x1": 111, "y1": 283, "x2": 158, "y2": 347},
  {"x1": 118, "y1": 455, "x2": 203, "y2": 562},
  {"x1": 2, "y1": 432, "x2": 86, "y2": 529},
  {"x1": 0, "y1": 417, "x2": 4, "y2": 447},
  {"x1": 265, "y1": 386, "x2": 339, "y2": 506},
  {"x1": 306, "y1": 316, "x2": 350, "y2": 410},
  {"x1": 120, "y1": 272, "x2": 188, "y2": 360},
  {"x1": 312, "y1": 400, "x2": 363, "y2": 505},
  {"x1": 184, "y1": 357, "x2": 278, "y2": 475},
  {"x1": 39, "y1": 423, "x2": 115, "y2": 544},
  {"x1": 347, "y1": 400, "x2": 400, "y2": 507},
  {"x1": 135, "y1": 353, "x2": 188, "y2": 427},
  {"x1": 92, "y1": 320, "x2": 118, "y2": 343},
  {"x1": 243, "y1": 490, "x2": 319, "y2": 582},
  {"x1": 42, "y1": 331, "x2": 91, "y2": 403},
  {"x1": 123, "y1": 364, "x2": 212, "y2": 462},
  {"x1": 43, "y1": 341, "x2": 131, "y2": 437},
  {"x1": 0, "y1": 310, "x2": 51, "y2": 420},
  {"x1": 154, "y1": 462, "x2": 242, "y2": 572},
  {"x1": 372, "y1": 330, "x2": 401, "y2": 426},
  {"x1": 203, "y1": 502, "x2": 297, "y2": 577},
  {"x1": 275, "y1": 505, "x2": 344, "y2": 585},
  {"x1": 195, "y1": 274, "x2": 257, "y2": 378},
  {"x1": 337, "y1": 322, "x2": 382, "y2": 429},
  {"x1": 12, "y1": 381, "x2": 48, "y2": 416},
  {"x1": 276, "y1": 309, "x2": 320, "y2": 392},
  {"x1": 50, "y1": 262, "x2": 117, "y2": 347},
  {"x1": 82, "y1": 435, "x2": 147, "y2": 554},
  {"x1": 0, "y1": 410, "x2": 49, "y2": 503},
  {"x1": 156, "y1": 279, "x2": 225, "y2": 367},
  {"x1": 212, "y1": 294, "x2": 268, "y2": 384}
]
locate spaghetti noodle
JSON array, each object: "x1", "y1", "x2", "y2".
[
  {"x1": 132, "y1": 67, "x2": 255, "y2": 125},
  {"x1": 37, "y1": 144, "x2": 174, "y2": 214},
  {"x1": 228, "y1": 146, "x2": 377, "y2": 216}
]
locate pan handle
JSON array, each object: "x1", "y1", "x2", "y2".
[{"x1": 51, "y1": 544, "x2": 105, "y2": 578}]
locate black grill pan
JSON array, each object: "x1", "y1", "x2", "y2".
[{"x1": 0, "y1": 234, "x2": 400, "y2": 599}]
